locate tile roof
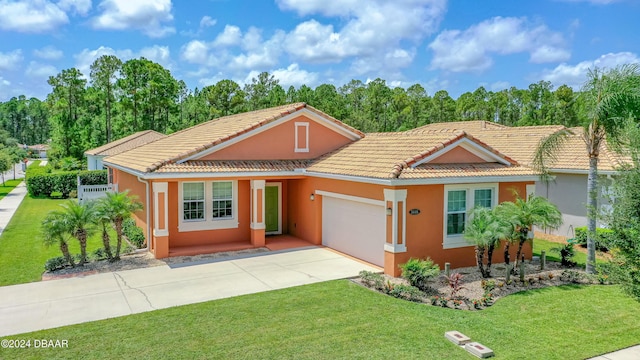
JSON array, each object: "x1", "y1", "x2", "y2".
[
  {"x1": 85, "y1": 130, "x2": 166, "y2": 156},
  {"x1": 306, "y1": 130, "x2": 523, "y2": 179},
  {"x1": 414, "y1": 120, "x2": 508, "y2": 132},
  {"x1": 105, "y1": 103, "x2": 363, "y2": 173},
  {"x1": 156, "y1": 160, "x2": 310, "y2": 173}
]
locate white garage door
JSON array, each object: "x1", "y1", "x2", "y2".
[{"x1": 322, "y1": 195, "x2": 385, "y2": 266}]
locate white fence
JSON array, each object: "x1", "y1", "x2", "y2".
[{"x1": 78, "y1": 184, "x2": 118, "y2": 203}]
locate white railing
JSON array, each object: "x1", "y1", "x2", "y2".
[{"x1": 78, "y1": 184, "x2": 118, "y2": 203}]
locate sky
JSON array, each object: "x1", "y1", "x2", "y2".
[{"x1": 0, "y1": 0, "x2": 639, "y2": 102}]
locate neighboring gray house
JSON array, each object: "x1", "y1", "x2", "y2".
[
  {"x1": 416, "y1": 122, "x2": 628, "y2": 238},
  {"x1": 85, "y1": 130, "x2": 166, "y2": 170}
]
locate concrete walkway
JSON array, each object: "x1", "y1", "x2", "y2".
[
  {"x1": 0, "y1": 247, "x2": 379, "y2": 336},
  {"x1": 589, "y1": 345, "x2": 640, "y2": 360},
  {"x1": 0, "y1": 181, "x2": 28, "y2": 237}
]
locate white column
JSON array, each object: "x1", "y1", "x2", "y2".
[
  {"x1": 250, "y1": 180, "x2": 266, "y2": 230},
  {"x1": 152, "y1": 182, "x2": 168, "y2": 237},
  {"x1": 383, "y1": 188, "x2": 407, "y2": 253}
]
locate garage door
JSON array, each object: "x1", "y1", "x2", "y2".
[{"x1": 322, "y1": 195, "x2": 385, "y2": 266}]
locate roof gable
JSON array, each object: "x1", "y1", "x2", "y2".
[{"x1": 104, "y1": 103, "x2": 363, "y2": 173}]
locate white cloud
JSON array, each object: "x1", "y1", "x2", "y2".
[
  {"x1": 0, "y1": 49, "x2": 23, "y2": 71},
  {"x1": 429, "y1": 16, "x2": 570, "y2": 73},
  {"x1": 92, "y1": 0, "x2": 175, "y2": 38},
  {"x1": 25, "y1": 61, "x2": 58, "y2": 78},
  {"x1": 282, "y1": 0, "x2": 446, "y2": 64},
  {"x1": 33, "y1": 46, "x2": 64, "y2": 60},
  {"x1": 271, "y1": 63, "x2": 319, "y2": 88},
  {"x1": 540, "y1": 52, "x2": 640, "y2": 89},
  {"x1": 0, "y1": 0, "x2": 69, "y2": 32},
  {"x1": 58, "y1": 0, "x2": 92, "y2": 15},
  {"x1": 74, "y1": 45, "x2": 174, "y2": 77},
  {"x1": 490, "y1": 81, "x2": 511, "y2": 92},
  {"x1": 212, "y1": 25, "x2": 242, "y2": 47},
  {"x1": 199, "y1": 15, "x2": 216, "y2": 29}
]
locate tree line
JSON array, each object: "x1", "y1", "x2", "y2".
[{"x1": 0, "y1": 55, "x2": 588, "y2": 160}]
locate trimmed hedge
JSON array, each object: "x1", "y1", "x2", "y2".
[
  {"x1": 123, "y1": 217, "x2": 146, "y2": 249},
  {"x1": 573, "y1": 226, "x2": 615, "y2": 252},
  {"x1": 26, "y1": 165, "x2": 107, "y2": 198}
]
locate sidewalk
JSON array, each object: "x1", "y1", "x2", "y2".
[
  {"x1": 0, "y1": 181, "x2": 28, "y2": 237},
  {"x1": 589, "y1": 345, "x2": 640, "y2": 360}
]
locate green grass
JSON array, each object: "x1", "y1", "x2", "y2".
[
  {"x1": 0, "y1": 196, "x2": 115, "y2": 286},
  {"x1": 0, "y1": 179, "x2": 24, "y2": 200},
  {"x1": 534, "y1": 238, "x2": 589, "y2": 267},
  {"x1": 0, "y1": 281, "x2": 638, "y2": 359}
]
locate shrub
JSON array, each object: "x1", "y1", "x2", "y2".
[
  {"x1": 92, "y1": 248, "x2": 107, "y2": 261},
  {"x1": 389, "y1": 284, "x2": 423, "y2": 302},
  {"x1": 573, "y1": 226, "x2": 615, "y2": 251},
  {"x1": 480, "y1": 279, "x2": 496, "y2": 295},
  {"x1": 69, "y1": 190, "x2": 78, "y2": 198},
  {"x1": 551, "y1": 242, "x2": 577, "y2": 267},
  {"x1": 26, "y1": 168, "x2": 107, "y2": 197},
  {"x1": 446, "y1": 272, "x2": 466, "y2": 298},
  {"x1": 44, "y1": 256, "x2": 67, "y2": 272},
  {"x1": 561, "y1": 270, "x2": 584, "y2": 283},
  {"x1": 399, "y1": 258, "x2": 440, "y2": 291},
  {"x1": 122, "y1": 218, "x2": 145, "y2": 249},
  {"x1": 359, "y1": 270, "x2": 385, "y2": 290}
]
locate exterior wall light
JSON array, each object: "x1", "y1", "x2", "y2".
[
  {"x1": 386, "y1": 207, "x2": 392, "y2": 216},
  {"x1": 310, "y1": 194, "x2": 315, "y2": 201}
]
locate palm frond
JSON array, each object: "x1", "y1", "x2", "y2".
[{"x1": 532, "y1": 128, "x2": 573, "y2": 183}]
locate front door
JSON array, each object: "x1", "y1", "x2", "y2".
[{"x1": 265, "y1": 184, "x2": 280, "y2": 234}]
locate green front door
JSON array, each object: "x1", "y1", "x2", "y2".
[{"x1": 265, "y1": 185, "x2": 279, "y2": 233}]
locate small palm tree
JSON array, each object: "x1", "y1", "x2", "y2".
[
  {"x1": 496, "y1": 195, "x2": 562, "y2": 271},
  {"x1": 95, "y1": 208, "x2": 114, "y2": 261},
  {"x1": 58, "y1": 200, "x2": 97, "y2": 265},
  {"x1": 42, "y1": 211, "x2": 75, "y2": 267},
  {"x1": 464, "y1": 206, "x2": 512, "y2": 278},
  {"x1": 100, "y1": 191, "x2": 143, "y2": 259},
  {"x1": 534, "y1": 64, "x2": 640, "y2": 273}
]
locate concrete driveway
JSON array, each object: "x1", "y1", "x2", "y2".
[{"x1": 0, "y1": 247, "x2": 380, "y2": 337}]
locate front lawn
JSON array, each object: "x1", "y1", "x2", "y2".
[
  {"x1": 0, "y1": 281, "x2": 638, "y2": 359},
  {"x1": 534, "y1": 237, "x2": 588, "y2": 268},
  {"x1": 0, "y1": 196, "x2": 115, "y2": 286}
]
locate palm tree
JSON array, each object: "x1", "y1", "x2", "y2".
[
  {"x1": 534, "y1": 63, "x2": 640, "y2": 273},
  {"x1": 496, "y1": 195, "x2": 562, "y2": 272},
  {"x1": 58, "y1": 200, "x2": 97, "y2": 265},
  {"x1": 95, "y1": 207, "x2": 114, "y2": 261},
  {"x1": 464, "y1": 206, "x2": 512, "y2": 278},
  {"x1": 100, "y1": 191, "x2": 143, "y2": 259},
  {"x1": 42, "y1": 211, "x2": 75, "y2": 267}
]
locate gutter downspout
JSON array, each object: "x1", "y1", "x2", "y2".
[{"x1": 137, "y1": 176, "x2": 151, "y2": 253}]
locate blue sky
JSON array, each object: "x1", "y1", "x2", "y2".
[{"x1": 0, "y1": 0, "x2": 638, "y2": 102}]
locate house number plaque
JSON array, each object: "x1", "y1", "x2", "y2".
[{"x1": 409, "y1": 209, "x2": 420, "y2": 215}]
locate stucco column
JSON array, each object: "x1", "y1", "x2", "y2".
[
  {"x1": 250, "y1": 180, "x2": 266, "y2": 247},
  {"x1": 383, "y1": 189, "x2": 408, "y2": 276},
  {"x1": 152, "y1": 182, "x2": 169, "y2": 258}
]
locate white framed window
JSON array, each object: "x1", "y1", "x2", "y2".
[
  {"x1": 183, "y1": 182, "x2": 205, "y2": 221},
  {"x1": 212, "y1": 181, "x2": 233, "y2": 219},
  {"x1": 443, "y1": 183, "x2": 498, "y2": 249},
  {"x1": 178, "y1": 180, "x2": 238, "y2": 232},
  {"x1": 294, "y1": 122, "x2": 309, "y2": 152}
]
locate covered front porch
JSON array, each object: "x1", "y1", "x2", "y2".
[
  {"x1": 168, "y1": 234, "x2": 315, "y2": 257},
  {"x1": 150, "y1": 177, "x2": 319, "y2": 258}
]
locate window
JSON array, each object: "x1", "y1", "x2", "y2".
[
  {"x1": 444, "y1": 184, "x2": 497, "y2": 248},
  {"x1": 183, "y1": 183, "x2": 205, "y2": 221},
  {"x1": 447, "y1": 190, "x2": 466, "y2": 235},
  {"x1": 212, "y1": 181, "x2": 233, "y2": 219},
  {"x1": 179, "y1": 180, "x2": 238, "y2": 232}
]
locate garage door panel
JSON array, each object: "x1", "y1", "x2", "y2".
[{"x1": 322, "y1": 196, "x2": 385, "y2": 266}]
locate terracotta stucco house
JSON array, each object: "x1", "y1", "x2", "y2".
[
  {"x1": 417, "y1": 121, "x2": 628, "y2": 238},
  {"x1": 104, "y1": 103, "x2": 539, "y2": 276}
]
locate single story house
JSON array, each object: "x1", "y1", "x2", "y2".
[
  {"x1": 85, "y1": 130, "x2": 166, "y2": 170},
  {"x1": 103, "y1": 103, "x2": 539, "y2": 276},
  {"x1": 415, "y1": 121, "x2": 627, "y2": 238}
]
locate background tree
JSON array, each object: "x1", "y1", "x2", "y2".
[
  {"x1": 534, "y1": 64, "x2": 640, "y2": 274},
  {"x1": 90, "y1": 55, "x2": 122, "y2": 144},
  {"x1": 0, "y1": 151, "x2": 12, "y2": 185},
  {"x1": 47, "y1": 68, "x2": 86, "y2": 158}
]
